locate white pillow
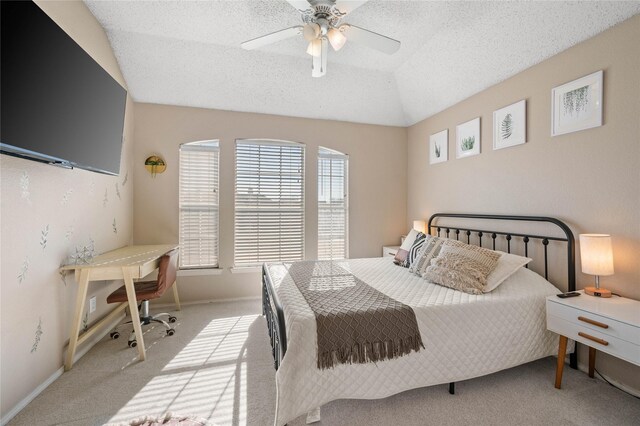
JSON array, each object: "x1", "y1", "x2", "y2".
[
  {"x1": 393, "y1": 228, "x2": 420, "y2": 265},
  {"x1": 484, "y1": 251, "x2": 532, "y2": 292}
]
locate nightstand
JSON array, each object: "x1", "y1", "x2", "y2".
[
  {"x1": 546, "y1": 291, "x2": 640, "y2": 389},
  {"x1": 382, "y1": 245, "x2": 400, "y2": 258}
]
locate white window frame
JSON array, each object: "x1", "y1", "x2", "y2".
[
  {"x1": 318, "y1": 147, "x2": 349, "y2": 260},
  {"x1": 178, "y1": 140, "x2": 219, "y2": 269},
  {"x1": 234, "y1": 139, "x2": 305, "y2": 267}
]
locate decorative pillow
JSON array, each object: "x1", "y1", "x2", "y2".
[
  {"x1": 409, "y1": 236, "x2": 464, "y2": 276},
  {"x1": 484, "y1": 252, "x2": 532, "y2": 292},
  {"x1": 402, "y1": 232, "x2": 426, "y2": 268},
  {"x1": 422, "y1": 242, "x2": 501, "y2": 294},
  {"x1": 393, "y1": 228, "x2": 420, "y2": 265}
]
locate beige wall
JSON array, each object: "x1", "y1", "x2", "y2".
[
  {"x1": 133, "y1": 103, "x2": 407, "y2": 302},
  {"x1": 407, "y1": 16, "x2": 640, "y2": 391},
  {"x1": 0, "y1": 1, "x2": 134, "y2": 419}
]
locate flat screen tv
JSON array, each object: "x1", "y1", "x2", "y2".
[{"x1": 1, "y1": 1, "x2": 127, "y2": 176}]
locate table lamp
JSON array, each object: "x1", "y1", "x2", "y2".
[
  {"x1": 413, "y1": 220, "x2": 426, "y2": 234},
  {"x1": 579, "y1": 234, "x2": 614, "y2": 298}
]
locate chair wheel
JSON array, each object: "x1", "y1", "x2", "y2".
[
  {"x1": 128, "y1": 340, "x2": 137, "y2": 348},
  {"x1": 110, "y1": 332, "x2": 120, "y2": 339},
  {"x1": 168, "y1": 316, "x2": 177, "y2": 323},
  {"x1": 166, "y1": 329, "x2": 175, "y2": 336}
]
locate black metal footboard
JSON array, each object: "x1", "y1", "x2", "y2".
[{"x1": 262, "y1": 264, "x2": 287, "y2": 370}]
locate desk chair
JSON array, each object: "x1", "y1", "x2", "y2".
[{"x1": 107, "y1": 249, "x2": 181, "y2": 347}]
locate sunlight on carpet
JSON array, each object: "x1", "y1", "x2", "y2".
[{"x1": 107, "y1": 314, "x2": 259, "y2": 425}]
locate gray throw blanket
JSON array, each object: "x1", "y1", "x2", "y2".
[{"x1": 287, "y1": 261, "x2": 424, "y2": 369}]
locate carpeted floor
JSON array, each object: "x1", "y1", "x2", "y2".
[{"x1": 8, "y1": 299, "x2": 640, "y2": 426}]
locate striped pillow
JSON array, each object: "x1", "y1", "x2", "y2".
[
  {"x1": 422, "y1": 242, "x2": 501, "y2": 294},
  {"x1": 401, "y1": 232, "x2": 426, "y2": 268}
]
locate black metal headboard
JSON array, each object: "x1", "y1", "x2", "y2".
[{"x1": 427, "y1": 213, "x2": 576, "y2": 293}]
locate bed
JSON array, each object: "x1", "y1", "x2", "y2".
[{"x1": 262, "y1": 214, "x2": 577, "y2": 425}]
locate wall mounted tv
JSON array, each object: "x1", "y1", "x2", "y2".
[{"x1": 1, "y1": 1, "x2": 127, "y2": 176}]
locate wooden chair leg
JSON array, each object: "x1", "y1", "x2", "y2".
[
  {"x1": 588, "y1": 347, "x2": 596, "y2": 378},
  {"x1": 555, "y1": 335, "x2": 568, "y2": 389},
  {"x1": 172, "y1": 281, "x2": 181, "y2": 311}
]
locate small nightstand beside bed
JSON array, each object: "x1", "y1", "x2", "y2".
[{"x1": 262, "y1": 213, "x2": 577, "y2": 426}]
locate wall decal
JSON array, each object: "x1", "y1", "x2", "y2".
[
  {"x1": 113, "y1": 218, "x2": 118, "y2": 234},
  {"x1": 89, "y1": 180, "x2": 95, "y2": 196},
  {"x1": 20, "y1": 171, "x2": 31, "y2": 203},
  {"x1": 82, "y1": 312, "x2": 89, "y2": 332},
  {"x1": 18, "y1": 257, "x2": 29, "y2": 283},
  {"x1": 103, "y1": 188, "x2": 109, "y2": 207},
  {"x1": 61, "y1": 188, "x2": 74, "y2": 206},
  {"x1": 115, "y1": 182, "x2": 121, "y2": 200},
  {"x1": 68, "y1": 238, "x2": 96, "y2": 265},
  {"x1": 59, "y1": 264, "x2": 68, "y2": 286},
  {"x1": 65, "y1": 226, "x2": 75, "y2": 241},
  {"x1": 40, "y1": 225, "x2": 49, "y2": 250},
  {"x1": 122, "y1": 172, "x2": 128, "y2": 187},
  {"x1": 31, "y1": 317, "x2": 43, "y2": 353}
]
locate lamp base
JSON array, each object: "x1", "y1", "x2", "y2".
[{"x1": 584, "y1": 286, "x2": 612, "y2": 298}]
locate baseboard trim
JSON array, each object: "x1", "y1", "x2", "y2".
[
  {"x1": 151, "y1": 296, "x2": 261, "y2": 309},
  {"x1": 577, "y1": 361, "x2": 640, "y2": 398},
  {"x1": 1, "y1": 312, "x2": 125, "y2": 426}
]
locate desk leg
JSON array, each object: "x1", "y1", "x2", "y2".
[
  {"x1": 65, "y1": 269, "x2": 90, "y2": 371},
  {"x1": 172, "y1": 281, "x2": 181, "y2": 311},
  {"x1": 555, "y1": 335, "x2": 568, "y2": 389},
  {"x1": 588, "y1": 347, "x2": 596, "y2": 378},
  {"x1": 122, "y1": 267, "x2": 146, "y2": 361}
]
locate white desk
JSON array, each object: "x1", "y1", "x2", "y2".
[{"x1": 60, "y1": 244, "x2": 179, "y2": 370}]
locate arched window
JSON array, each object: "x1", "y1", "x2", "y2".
[
  {"x1": 234, "y1": 139, "x2": 305, "y2": 266},
  {"x1": 178, "y1": 140, "x2": 219, "y2": 268},
  {"x1": 318, "y1": 147, "x2": 348, "y2": 260}
]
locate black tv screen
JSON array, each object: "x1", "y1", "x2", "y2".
[{"x1": 1, "y1": 1, "x2": 127, "y2": 176}]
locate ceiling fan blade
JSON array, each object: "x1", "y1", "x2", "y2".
[
  {"x1": 284, "y1": 0, "x2": 313, "y2": 13},
  {"x1": 342, "y1": 25, "x2": 400, "y2": 55},
  {"x1": 241, "y1": 26, "x2": 303, "y2": 50},
  {"x1": 334, "y1": 0, "x2": 370, "y2": 15}
]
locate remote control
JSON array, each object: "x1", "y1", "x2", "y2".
[{"x1": 557, "y1": 292, "x2": 580, "y2": 298}]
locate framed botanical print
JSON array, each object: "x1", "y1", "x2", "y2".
[{"x1": 551, "y1": 70, "x2": 603, "y2": 136}]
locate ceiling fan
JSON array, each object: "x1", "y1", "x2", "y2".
[{"x1": 240, "y1": 0, "x2": 401, "y2": 77}]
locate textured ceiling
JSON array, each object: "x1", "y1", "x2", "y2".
[{"x1": 85, "y1": 0, "x2": 640, "y2": 126}]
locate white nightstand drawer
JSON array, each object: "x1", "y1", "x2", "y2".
[
  {"x1": 382, "y1": 246, "x2": 400, "y2": 258},
  {"x1": 547, "y1": 314, "x2": 640, "y2": 366},
  {"x1": 547, "y1": 299, "x2": 640, "y2": 345}
]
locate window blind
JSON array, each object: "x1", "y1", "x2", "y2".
[
  {"x1": 179, "y1": 141, "x2": 219, "y2": 269},
  {"x1": 318, "y1": 147, "x2": 348, "y2": 260},
  {"x1": 235, "y1": 140, "x2": 305, "y2": 266}
]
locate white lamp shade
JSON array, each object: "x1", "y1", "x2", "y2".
[
  {"x1": 579, "y1": 234, "x2": 614, "y2": 276},
  {"x1": 327, "y1": 27, "x2": 347, "y2": 51},
  {"x1": 413, "y1": 220, "x2": 426, "y2": 234},
  {"x1": 306, "y1": 39, "x2": 322, "y2": 57}
]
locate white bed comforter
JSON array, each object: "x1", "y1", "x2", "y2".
[{"x1": 267, "y1": 257, "x2": 561, "y2": 425}]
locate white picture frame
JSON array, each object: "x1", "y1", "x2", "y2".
[
  {"x1": 551, "y1": 70, "x2": 603, "y2": 136},
  {"x1": 429, "y1": 129, "x2": 448, "y2": 164},
  {"x1": 493, "y1": 100, "x2": 526, "y2": 150},
  {"x1": 456, "y1": 117, "x2": 480, "y2": 158}
]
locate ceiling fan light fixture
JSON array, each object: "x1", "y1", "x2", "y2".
[
  {"x1": 327, "y1": 27, "x2": 347, "y2": 51},
  {"x1": 302, "y1": 23, "x2": 321, "y2": 42},
  {"x1": 306, "y1": 39, "x2": 322, "y2": 57}
]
